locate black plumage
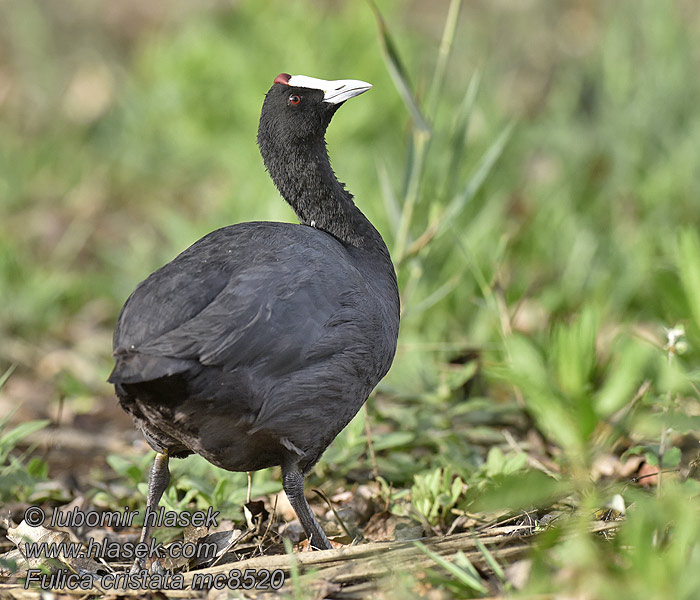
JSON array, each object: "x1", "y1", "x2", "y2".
[{"x1": 109, "y1": 73, "x2": 400, "y2": 558}]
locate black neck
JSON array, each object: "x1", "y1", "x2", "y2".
[{"x1": 259, "y1": 135, "x2": 386, "y2": 253}]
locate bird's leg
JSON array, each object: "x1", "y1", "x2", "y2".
[
  {"x1": 282, "y1": 466, "x2": 331, "y2": 550},
  {"x1": 131, "y1": 451, "x2": 170, "y2": 573}
]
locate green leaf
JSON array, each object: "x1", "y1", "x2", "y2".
[
  {"x1": 372, "y1": 431, "x2": 415, "y2": 451},
  {"x1": 504, "y1": 334, "x2": 548, "y2": 389},
  {"x1": 661, "y1": 446, "x2": 682, "y2": 469},
  {"x1": 471, "y1": 470, "x2": 568, "y2": 512},
  {"x1": 595, "y1": 338, "x2": 654, "y2": 417},
  {"x1": 485, "y1": 447, "x2": 505, "y2": 476},
  {"x1": 552, "y1": 307, "x2": 599, "y2": 399},
  {"x1": 27, "y1": 457, "x2": 48, "y2": 478}
]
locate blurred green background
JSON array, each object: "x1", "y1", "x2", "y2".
[{"x1": 2, "y1": 0, "x2": 700, "y2": 597}]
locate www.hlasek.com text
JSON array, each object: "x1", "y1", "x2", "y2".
[{"x1": 23, "y1": 535, "x2": 217, "y2": 561}]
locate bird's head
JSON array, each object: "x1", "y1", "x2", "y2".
[{"x1": 258, "y1": 73, "x2": 371, "y2": 147}]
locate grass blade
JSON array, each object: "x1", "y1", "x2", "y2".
[
  {"x1": 1, "y1": 420, "x2": 50, "y2": 449},
  {"x1": 442, "y1": 69, "x2": 481, "y2": 201},
  {"x1": 403, "y1": 271, "x2": 463, "y2": 317},
  {"x1": 439, "y1": 121, "x2": 514, "y2": 234},
  {"x1": 426, "y1": 0, "x2": 463, "y2": 116},
  {"x1": 393, "y1": 132, "x2": 429, "y2": 261},
  {"x1": 414, "y1": 540, "x2": 488, "y2": 594},
  {"x1": 677, "y1": 228, "x2": 700, "y2": 332},
  {"x1": 0, "y1": 365, "x2": 16, "y2": 391},
  {"x1": 0, "y1": 419, "x2": 50, "y2": 464},
  {"x1": 368, "y1": 0, "x2": 430, "y2": 133},
  {"x1": 376, "y1": 159, "x2": 402, "y2": 236},
  {"x1": 473, "y1": 535, "x2": 505, "y2": 580}
]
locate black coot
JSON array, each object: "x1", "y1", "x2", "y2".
[{"x1": 109, "y1": 73, "x2": 400, "y2": 558}]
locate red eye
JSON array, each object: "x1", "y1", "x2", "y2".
[{"x1": 289, "y1": 94, "x2": 301, "y2": 106}]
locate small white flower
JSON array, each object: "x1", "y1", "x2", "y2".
[
  {"x1": 664, "y1": 324, "x2": 688, "y2": 355},
  {"x1": 605, "y1": 493, "x2": 626, "y2": 515}
]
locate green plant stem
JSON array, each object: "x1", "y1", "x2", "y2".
[{"x1": 394, "y1": 130, "x2": 430, "y2": 263}]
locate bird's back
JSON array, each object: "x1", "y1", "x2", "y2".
[{"x1": 110, "y1": 221, "x2": 399, "y2": 472}]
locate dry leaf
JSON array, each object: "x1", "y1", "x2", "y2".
[{"x1": 7, "y1": 520, "x2": 102, "y2": 574}]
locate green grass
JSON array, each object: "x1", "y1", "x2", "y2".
[{"x1": 2, "y1": 0, "x2": 700, "y2": 597}]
